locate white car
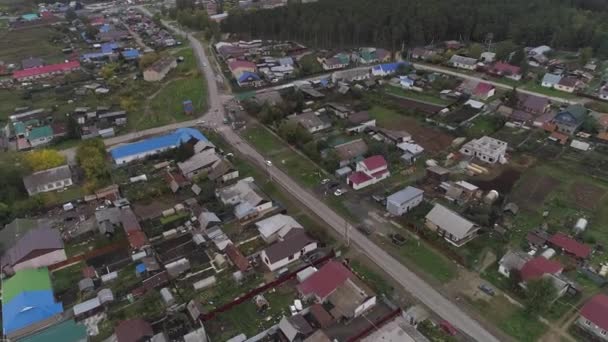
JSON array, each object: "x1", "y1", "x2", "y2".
[
  {"x1": 334, "y1": 189, "x2": 344, "y2": 196},
  {"x1": 265, "y1": 160, "x2": 273, "y2": 166},
  {"x1": 196, "y1": 119, "x2": 206, "y2": 125},
  {"x1": 321, "y1": 178, "x2": 330, "y2": 185}
]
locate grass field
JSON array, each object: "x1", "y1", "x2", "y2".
[
  {"x1": 466, "y1": 295, "x2": 547, "y2": 342},
  {"x1": 384, "y1": 85, "x2": 451, "y2": 106},
  {"x1": 0, "y1": 26, "x2": 66, "y2": 64},
  {"x1": 242, "y1": 124, "x2": 287, "y2": 155},
  {"x1": 465, "y1": 115, "x2": 504, "y2": 138}
]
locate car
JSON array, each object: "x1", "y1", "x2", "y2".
[
  {"x1": 265, "y1": 160, "x2": 273, "y2": 166},
  {"x1": 225, "y1": 152, "x2": 234, "y2": 158},
  {"x1": 320, "y1": 178, "x2": 330, "y2": 185},
  {"x1": 334, "y1": 189, "x2": 344, "y2": 196},
  {"x1": 478, "y1": 284, "x2": 495, "y2": 296},
  {"x1": 357, "y1": 225, "x2": 373, "y2": 236},
  {"x1": 389, "y1": 233, "x2": 407, "y2": 246},
  {"x1": 326, "y1": 181, "x2": 340, "y2": 190},
  {"x1": 371, "y1": 194, "x2": 386, "y2": 204}
]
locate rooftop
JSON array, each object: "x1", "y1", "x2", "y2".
[
  {"x1": 581, "y1": 294, "x2": 608, "y2": 331},
  {"x1": 110, "y1": 128, "x2": 207, "y2": 161},
  {"x1": 387, "y1": 186, "x2": 424, "y2": 205},
  {"x1": 549, "y1": 232, "x2": 591, "y2": 259},
  {"x1": 425, "y1": 204, "x2": 476, "y2": 240},
  {"x1": 298, "y1": 260, "x2": 352, "y2": 299},
  {"x1": 520, "y1": 256, "x2": 563, "y2": 281},
  {"x1": 264, "y1": 230, "x2": 315, "y2": 263}
]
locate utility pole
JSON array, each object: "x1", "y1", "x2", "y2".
[{"x1": 344, "y1": 219, "x2": 350, "y2": 247}]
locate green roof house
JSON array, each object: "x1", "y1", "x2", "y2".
[
  {"x1": 3, "y1": 268, "x2": 53, "y2": 303},
  {"x1": 26, "y1": 125, "x2": 53, "y2": 147},
  {"x1": 18, "y1": 319, "x2": 87, "y2": 342}
]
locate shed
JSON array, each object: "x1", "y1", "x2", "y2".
[
  {"x1": 335, "y1": 166, "x2": 352, "y2": 178},
  {"x1": 97, "y1": 289, "x2": 114, "y2": 304},
  {"x1": 78, "y1": 278, "x2": 94, "y2": 292},
  {"x1": 193, "y1": 275, "x2": 217, "y2": 291},
  {"x1": 160, "y1": 288, "x2": 175, "y2": 306}
]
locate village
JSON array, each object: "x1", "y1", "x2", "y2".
[{"x1": 3, "y1": 0, "x2": 608, "y2": 342}]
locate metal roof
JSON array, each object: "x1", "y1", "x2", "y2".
[
  {"x1": 387, "y1": 186, "x2": 424, "y2": 205},
  {"x1": 110, "y1": 128, "x2": 207, "y2": 161},
  {"x1": 425, "y1": 204, "x2": 476, "y2": 240}
]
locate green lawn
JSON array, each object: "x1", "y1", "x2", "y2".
[
  {"x1": 51, "y1": 262, "x2": 84, "y2": 294},
  {"x1": 376, "y1": 234, "x2": 457, "y2": 283},
  {"x1": 368, "y1": 105, "x2": 403, "y2": 127},
  {"x1": 272, "y1": 149, "x2": 325, "y2": 188},
  {"x1": 384, "y1": 85, "x2": 451, "y2": 106},
  {"x1": 142, "y1": 76, "x2": 206, "y2": 129},
  {"x1": 242, "y1": 125, "x2": 287, "y2": 155},
  {"x1": 466, "y1": 295, "x2": 547, "y2": 342},
  {"x1": 465, "y1": 115, "x2": 504, "y2": 138},
  {"x1": 0, "y1": 26, "x2": 67, "y2": 64},
  {"x1": 350, "y1": 260, "x2": 393, "y2": 295}
]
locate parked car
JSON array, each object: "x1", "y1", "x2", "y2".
[
  {"x1": 440, "y1": 320, "x2": 458, "y2": 336},
  {"x1": 357, "y1": 225, "x2": 374, "y2": 236},
  {"x1": 389, "y1": 233, "x2": 407, "y2": 246},
  {"x1": 321, "y1": 178, "x2": 331, "y2": 185},
  {"x1": 265, "y1": 160, "x2": 273, "y2": 166},
  {"x1": 372, "y1": 194, "x2": 386, "y2": 204},
  {"x1": 326, "y1": 181, "x2": 340, "y2": 190},
  {"x1": 478, "y1": 284, "x2": 495, "y2": 296},
  {"x1": 334, "y1": 189, "x2": 344, "y2": 196}
]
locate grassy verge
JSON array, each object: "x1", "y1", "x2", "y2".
[
  {"x1": 384, "y1": 85, "x2": 451, "y2": 106},
  {"x1": 241, "y1": 125, "x2": 287, "y2": 155},
  {"x1": 350, "y1": 260, "x2": 393, "y2": 295}
]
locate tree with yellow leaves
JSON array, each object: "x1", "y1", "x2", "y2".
[{"x1": 24, "y1": 149, "x2": 66, "y2": 172}]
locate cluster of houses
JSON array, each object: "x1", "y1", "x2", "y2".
[
  {"x1": 4, "y1": 108, "x2": 67, "y2": 150},
  {"x1": 122, "y1": 9, "x2": 178, "y2": 50}
]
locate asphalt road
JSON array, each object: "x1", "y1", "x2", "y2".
[{"x1": 61, "y1": 11, "x2": 511, "y2": 341}]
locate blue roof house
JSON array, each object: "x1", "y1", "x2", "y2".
[
  {"x1": 101, "y1": 43, "x2": 119, "y2": 54},
  {"x1": 3, "y1": 291, "x2": 63, "y2": 336},
  {"x1": 237, "y1": 72, "x2": 262, "y2": 87},
  {"x1": 372, "y1": 62, "x2": 409, "y2": 77},
  {"x1": 399, "y1": 76, "x2": 415, "y2": 89},
  {"x1": 121, "y1": 49, "x2": 140, "y2": 60},
  {"x1": 110, "y1": 128, "x2": 207, "y2": 165}
]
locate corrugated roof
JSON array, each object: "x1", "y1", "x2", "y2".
[
  {"x1": 387, "y1": 186, "x2": 424, "y2": 205},
  {"x1": 22, "y1": 165, "x2": 71, "y2": 194},
  {"x1": 520, "y1": 256, "x2": 562, "y2": 281},
  {"x1": 425, "y1": 204, "x2": 476, "y2": 240},
  {"x1": 13, "y1": 61, "x2": 80, "y2": 79},
  {"x1": 1, "y1": 227, "x2": 64, "y2": 267},
  {"x1": 298, "y1": 260, "x2": 352, "y2": 299},
  {"x1": 3, "y1": 268, "x2": 52, "y2": 303},
  {"x1": 581, "y1": 294, "x2": 608, "y2": 331},
  {"x1": 549, "y1": 232, "x2": 591, "y2": 259},
  {"x1": 110, "y1": 128, "x2": 207, "y2": 161},
  {"x1": 264, "y1": 230, "x2": 315, "y2": 263},
  {"x1": 1, "y1": 219, "x2": 50, "y2": 253},
  {"x1": 115, "y1": 319, "x2": 153, "y2": 342},
  {"x1": 3, "y1": 290, "x2": 63, "y2": 334},
  {"x1": 18, "y1": 319, "x2": 86, "y2": 342}
]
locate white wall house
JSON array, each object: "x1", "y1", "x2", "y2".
[
  {"x1": 386, "y1": 186, "x2": 424, "y2": 216},
  {"x1": 22, "y1": 165, "x2": 73, "y2": 196},
  {"x1": 261, "y1": 230, "x2": 317, "y2": 271}
]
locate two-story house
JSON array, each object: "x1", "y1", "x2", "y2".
[
  {"x1": 553, "y1": 104, "x2": 587, "y2": 135},
  {"x1": 346, "y1": 155, "x2": 390, "y2": 190}
]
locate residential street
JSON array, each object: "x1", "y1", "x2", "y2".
[{"x1": 58, "y1": 9, "x2": 589, "y2": 342}]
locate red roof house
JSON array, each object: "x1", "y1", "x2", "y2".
[
  {"x1": 473, "y1": 82, "x2": 496, "y2": 99},
  {"x1": 580, "y1": 294, "x2": 608, "y2": 334},
  {"x1": 490, "y1": 62, "x2": 522, "y2": 80},
  {"x1": 225, "y1": 243, "x2": 249, "y2": 272},
  {"x1": 520, "y1": 256, "x2": 563, "y2": 281},
  {"x1": 549, "y1": 232, "x2": 592, "y2": 259},
  {"x1": 127, "y1": 230, "x2": 148, "y2": 250},
  {"x1": 13, "y1": 60, "x2": 80, "y2": 81},
  {"x1": 347, "y1": 155, "x2": 390, "y2": 190},
  {"x1": 297, "y1": 260, "x2": 353, "y2": 301}
]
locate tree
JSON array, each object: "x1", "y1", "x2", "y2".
[
  {"x1": 139, "y1": 53, "x2": 160, "y2": 70},
  {"x1": 510, "y1": 48, "x2": 526, "y2": 66},
  {"x1": 495, "y1": 40, "x2": 519, "y2": 61},
  {"x1": 85, "y1": 25, "x2": 99, "y2": 40},
  {"x1": 579, "y1": 46, "x2": 593, "y2": 66},
  {"x1": 66, "y1": 116, "x2": 80, "y2": 140},
  {"x1": 581, "y1": 115, "x2": 599, "y2": 134},
  {"x1": 24, "y1": 149, "x2": 66, "y2": 172},
  {"x1": 120, "y1": 96, "x2": 138, "y2": 113},
  {"x1": 100, "y1": 63, "x2": 117, "y2": 79},
  {"x1": 506, "y1": 86, "x2": 519, "y2": 107},
  {"x1": 468, "y1": 43, "x2": 484, "y2": 59},
  {"x1": 524, "y1": 278, "x2": 557, "y2": 315},
  {"x1": 76, "y1": 139, "x2": 110, "y2": 192}
]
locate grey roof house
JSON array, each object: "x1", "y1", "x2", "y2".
[
  {"x1": 425, "y1": 204, "x2": 479, "y2": 247},
  {"x1": 1, "y1": 227, "x2": 66, "y2": 274},
  {"x1": 22, "y1": 165, "x2": 73, "y2": 196},
  {"x1": 386, "y1": 186, "x2": 424, "y2": 216},
  {"x1": 553, "y1": 104, "x2": 587, "y2": 135},
  {"x1": 0, "y1": 218, "x2": 51, "y2": 253}
]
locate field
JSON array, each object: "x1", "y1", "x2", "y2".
[
  {"x1": 511, "y1": 172, "x2": 561, "y2": 211},
  {"x1": 368, "y1": 105, "x2": 454, "y2": 154},
  {"x1": 0, "y1": 26, "x2": 67, "y2": 64},
  {"x1": 570, "y1": 181, "x2": 606, "y2": 210},
  {"x1": 242, "y1": 124, "x2": 287, "y2": 155}
]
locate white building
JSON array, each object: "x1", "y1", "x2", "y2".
[
  {"x1": 346, "y1": 155, "x2": 390, "y2": 190},
  {"x1": 22, "y1": 165, "x2": 73, "y2": 196},
  {"x1": 459, "y1": 136, "x2": 508, "y2": 164},
  {"x1": 255, "y1": 214, "x2": 303, "y2": 243},
  {"x1": 386, "y1": 186, "x2": 424, "y2": 216},
  {"x1": 425, "y1": 204, "x2": 479, "y2": 247},
  {"x1": 449, "y1": 55, "x2": 477, "y2": 70}
]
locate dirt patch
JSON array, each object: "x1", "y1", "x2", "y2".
[
  {"x1": 385, "y1": 116, "x2": 454, "y2": 154},
  {"x1": 472, "y1": 168, "x2": 522, "y2": 194},
  {"x1": 512, "y1": 173, "x2": 560, "y2": 210},
  {"x1": 391, "y1": 96, "x2": 445, "y2": 115},
  {"x1": 571, "y1": 182, "x2": 606, "y2": 210}
]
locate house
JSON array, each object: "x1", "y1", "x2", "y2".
[
  {"x1": 320, "y1": 53, "x2": 350, "y2": 70},
  {"x1": 347, "y1": 155, "x2": 390, "y2": 190},
  {"x1": 548, "y1": 232, "x2": 592, "y2": 260},
  {"x1": 115, "y1": 319, "x2": 153, "y2": 342},
  {"x1": 22, "y1": 57, "x2": 44, "y2": 70},
  {"x1": 519, "y1": 94, "x2": 550, "y2": 115},
  {"x1": 371, "y1": 62, "x2": 408, "y2": 77},
  {"x1": 229, "y1": 60, "x2": 257, "y2": 77},
  {"x1": 552, "y1": 104, "x2": 587, "y2": 135},
  {"x1": 177, "y1": 149, "x2": 220, "y2": 180},
  {"x1": 372, "y1": 127, "x2": 412, "y2": 144},
  {"x1": 290, "y1": 112, "x2": 332, "y2": 133},
  {"x1": 445, "y1": 40, "x2": 463, "y2": 50},
  {"x1": 449, "y1": 55, "x2": 477, "y2": 70},
  {"x1": 397, "y1": 142, "x2": 424, "y2": 163},
  {"x1": 298, "y1": 260, "x2": 376, "y2": 319},
  {"x1": 555, "y1": 76, "x2": 578, "y2": 93},
  {"x1": 198, "y1": 211, "x2": 221, "y2": 230},
  {"x1": 542, "y1": 73, "x2": 562, "y2": 88},
  {"x1": 386, "y1": 186, "x2": 424, "y2": 216},
  {"x1": 489, "y1": 62, "x2": 522, "y2": 81},
  {"x1": 110, "y1": 128, "x2": 207, "y2": 165},
  {"x1": 577, "y1": 294, "x2": 608, "y2": 340},
  {"x1": 353, "y1": 47, "x2": 391, "y2": 64},
  {"x1": 217, "y1": 178, "x2": 272, "y2": 220},
  {"x1": 459, "y1": 136, "x2": 508, "y2": 164},
  {"x1": 426, "y1": 165, "x2": 450, "y2": 182},
  {"x1": 237, "y1": 71, "x2": 263, "y2": 87},
  {"x1": 143, "y1": 57, "x2": 177, "y2": 82},
  {"x1": 334, "y1": 139, "x2": 369, "y2": 167},
  {"x1": 2, "y1": 268, "x2": 63, "y2": 338},
  {"x1": 13, "y1": 61, "x2": 80, "y2": 81},
  {"x1": 1, "y1": 227, "x2": 66, "y2": 274},
  {"x1": 361, "y1": 314, "x2": 430, "y2": 342},
  {"x1": 0, "y1": 219, "x2": 51, "y2": 254},
  {"x1": 208, "y1": 159, "x2": 239, "y2": 184},
  {"x1": 331, "y1": 68, "x2": 370, "y2": 83},
  {"x1": 225, "y1": 243, "x2": 249, "y2": 272},
  {"x1": 326, "y1": 103, "x2": 352, "y2": 119},
  {"x1": 278, "y1": 315, "x2": 314, "y2": 342},
  {"x1": 473, "y1": 82, "x2": 495, "y2": 100},
  {"x1": 346, "y1": 111, "x2": 376, "y2": 133},
  {"x1": 399, "y1": 76, "x2": 415, "y2": 89},
  {"x1": 425, "y1": 204, "x2": 479, "y2": 247},
  {"x1": 22, "y1": 165, "x2": 73, "y2": 196},
  {"x1": 498, "y1": 250, "x2": 531, "y2": 278},
  {"x1": 260, "y1": 230, "x2": 317, "y2": 271},
  {"x1": 255, "y1": 214, "x2": 303, "y2": 243},
  {"x1": 411, "y1": 47, "x2": 437, "y2": 60},
  {"x1": 480, "y1": 51, "x2": 496, "y2": 63}
]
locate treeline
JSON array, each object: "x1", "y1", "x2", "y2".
[
  {"x1": 161, "y1": 0, "x2": 220, "y2": 40},
  {"x1": 221, "y1": 0, "x2": 608, "y2": 56}
]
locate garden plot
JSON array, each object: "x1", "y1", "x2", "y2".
[
  {"x1": 571, "y1": 182, "x2": 606, "y2": 210},
  {"x1": 511, "y1": 172, "x2": 561, "y2": 211}
]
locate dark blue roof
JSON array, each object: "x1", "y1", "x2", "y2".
[
  {"x1": 373, "y1": 61, "x2": 408, "y2": 73},
  {"x1": 135, "y1": 263, "x2": 146, "y2": 274},
  {"x1": 3, "y1": 290, "x2": 63, "y2": 334},
  {"x1": 238, "y1": 71, "x2": 261, "y2": 83},
  {"x1": 101, "y1": 43, "x2": 118, "y2": 53},
  {"x1": 110, "y1": 128, "x2": 207, "y2": 161}
]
